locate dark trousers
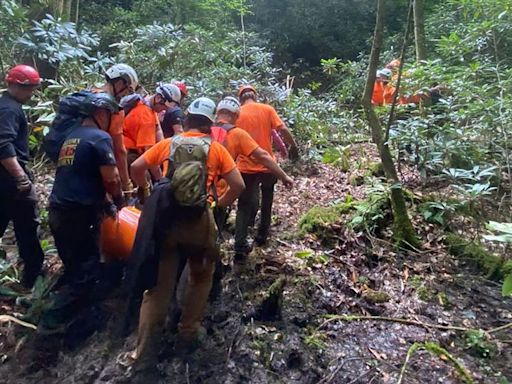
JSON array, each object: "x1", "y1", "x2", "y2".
[
  {"x1": 49, "y1": 206, "x2": 102, "y2": 293},
  {"x1": 0, "y1": 190, "x2": 44, "y2": 282},
  {"x1": 234, "y1": 173, "x2": 277, "y2": 253}
]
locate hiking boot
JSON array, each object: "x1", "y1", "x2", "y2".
[
  {"x1": 21, "y1": 268, "x2": 43, "y2": 289},
  {"x1": 254, "y1": 235, "x2": 267, "y2": 247}
]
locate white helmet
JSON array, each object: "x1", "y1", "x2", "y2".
[
  {"x1": 105, "y1": 64, "x2": 139, "y2": 91},
  {"x1": 378, "y1": 68, "x2": 392, "y2": 79},
  {"x1": 156, "y1": 83, "x2": 181, "y2": 104},
  {"x1": 216, "y1": 96, "x2": 240, "y2": 114},
  {"x1": 187, "y1": 97, "x2": 216, "y2": 122}
]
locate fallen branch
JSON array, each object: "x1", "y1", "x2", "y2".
[
  {"x1": 397, "y1": 342, "x2": 473, "y2": 384},
  {"x1": 319, "y1": 314, "x2": 512, "y2": 336},
  {"x1": 0, "y1": 315, "x2": 37, "y2": 330}
]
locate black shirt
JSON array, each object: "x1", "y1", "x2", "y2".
[
  {"x1": 0, "y1": 92, "x2": 30, "y2": 193},
  {"x1": 49, "y1": 125, "x2": 116, "y2": 209},
  {"x1": 161, "y1": 106, "x2": 184, "y2": 138}
]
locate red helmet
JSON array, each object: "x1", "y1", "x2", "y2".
[
  {"x1": 238, "y1": 84, "x2": 257, "y2": 98},
  {"x1": 6, "y1": 65, "x2": 41, "y2": 86},
  {"x1": 173, "y1": 81, "x2": 188, "y2": 97}
]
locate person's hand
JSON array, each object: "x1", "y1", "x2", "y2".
[
  {"x1": 282, "y1": 175, "x2": 294, "y2": 189},
  {"x1": 288, "y1": 146, "x2": 299, "y2": 162},
  {"x1": 15, "y1": 174, "x2": 32, "y2": 195},
  {"x1": 113, "y1": 194, "x2": 126, "y2": 211},
  {"x1": 138, "y1": 184, "x2": 151, "y2": 205}
]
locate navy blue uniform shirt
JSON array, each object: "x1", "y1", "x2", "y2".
[
  {"x1": 161, "y1": 106, "x2": 183, "y2": 138},
  {"x1": 0, "y1": 92, "x2": 30, "y2": 194},
  {"x1": 49, "y1": 125, "x2": 116, "y2": 208}
]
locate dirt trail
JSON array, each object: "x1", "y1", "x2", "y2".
[{"x1": 0, "y1": 159, "x2": 511, "y2": 383}]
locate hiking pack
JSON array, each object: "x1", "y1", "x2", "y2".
[
  {"x1": 44, "y1": 90, "x2": 93, "y2": 162},
  {"x1": 210, "y1": 123, "x2": 236, "y2": 146},
  {"x1": 166, "y1": 134, "x2": 212, "y2": 212}
]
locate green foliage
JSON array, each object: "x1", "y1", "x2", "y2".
[
  {"x1": 464, "y1": 329, "x2": 498, "y2": 359},
  {"x1": 348, "y1": 183, "x2": 390, "y2": 233},
  {"x1": 294, "y1": 250, "x2": 328, "y2": 267},
  {"x1": 17, "y1": 14, "x2": 99, "y2": 67},
  {"x1": 298, "y1": 197, "x2": 354, "y2": 244},
  {"x1": 483, "y1": 221, "x2": 512, "y2": 243}
]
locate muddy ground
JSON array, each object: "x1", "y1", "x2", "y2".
[{"x1": 0, "y1": 156, "x2": 511, "y2": 383}]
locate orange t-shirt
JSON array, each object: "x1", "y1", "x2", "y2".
[
  {"x1": 236, "y1": 102, "x2": 283, "y2": 174},
  {"x1": 211, "y1": 124, "x2": 260, "y2": 196},
  {"x1": 372, "y1": 80, "x2": 385, "y2": 106},
  {"x1": 142, "y1": 131, "x2": 236, "y2": 191},
  {"x1": 123, "y1": 102, "x2": 158, "y2": 150}
]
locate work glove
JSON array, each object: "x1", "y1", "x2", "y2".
[
  {"x1": 288, "y1": 146, "x2": 299, "y2": 162},
  {"x1": 15, "y1": 174, "x2": 32, "y2": 195}
]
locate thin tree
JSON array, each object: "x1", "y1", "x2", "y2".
[
  {"x1": 361, "y1": 0, "x2": 419, "y2": 247},
  {"x1": 413, "y1": 0, "x2": 427, "y2": 62}
]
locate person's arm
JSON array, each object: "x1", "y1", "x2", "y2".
[
  {"x1": 111, "y1": 133, "x2": 130, "y2": 189},
  {"x1": 155, "y1": 120, "x2": 164, "y2": 142},
  {"x1": 0, "y1": 157, "x2": 25, "y2": 178},
  {"x1": 276, "y1": 124, "x2": 299, "y2": 160},
  {"x1": 131, "y1": 156, "x2": 151, "y2": 189},
  {"x1": 218, "y1": 167, "x2": 245, "y2": 208},
  {"x1": 0, "y1": 110, "x2": 32, "y2": 192},
  {"x1": 250, "y1": 147, "x2": 293, "y2": 188},
  {"x1": 272, "y1": 129, "x2": 288, "y2": 158},
  {"x1": 100, "y1": 165, "x2": 122, "y2": 199}
]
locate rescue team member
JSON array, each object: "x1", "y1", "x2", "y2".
[
  {"x1": 94, "y1": 64, "x2": 139, "y2": 195},
  {"x1": 0, "y1": 65, "x2": 45, "y2": 288},
  {"x1": 123, "y1": 83, "x2": 181, "y2": 160},
  {"x1": 234, "y1": 85, "x2": 299, "y2": 260},
  {"x1": 160, "y1": 81, "x2": 188, "y2": 137},
  {"x1": 372, "y1": 68, "x2": 393, "y2": 106},
  {"x1": 39, "y1": 93, "x2": 123, "y2": 335},
  {"x1": 129, "y1": 97, "x2": 244, "y2": 367},
  {"x1": 211, "y1": 96, "x2": 294, "y2": 226}
]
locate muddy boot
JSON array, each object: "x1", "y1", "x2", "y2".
[{"x1": 209, "y1": 260, "x2": 227, "y2": 301}]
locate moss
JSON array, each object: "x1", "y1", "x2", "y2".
[
  {"x1": 298, "y1": 197, "x2": 355, "y2": 243},
  {"x1": 365, "y1": 161, "x2": 384, "y2": 177},
  {"x1": 362, "y1": 289, "x2": 390, "y2": 304},
  {"x1": 502, "y1": 260, "x2": 512, "y2": 277},
  {"x1": 445, "y1": 233, "x2": 505, "y2": 280},
  {"x1": 437, "y1": 292, "x2": 452, "y2": 310}
]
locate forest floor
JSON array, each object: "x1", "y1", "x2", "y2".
[{"x1": 0, "y1": 145, "x2": 511, "y2": 384}]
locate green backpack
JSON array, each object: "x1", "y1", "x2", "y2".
[{"x1": 166, "y1": 134, "x2": 211, "y2": 210}]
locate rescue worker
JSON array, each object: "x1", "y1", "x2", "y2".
[
  {"x1": 0, "y1": 65, "x2": 45, "y2": 288},
  {"x1": 95, "y1": 64, "x2": 139, "y2": 195},
  {"x1": 234, "y1": 85, "x2": 299, "y2": 260},
  {"x1": 123, "y1": 83, "x2": 181, "y2": 161},
  {"x1": 372, "y1": 68, "x2": 393, "y2": 106},
  {"x1": 161, "y1": 81, "x2": 188, "y2": 137},
  {"x1": 129, "y1": 97, "x2": 244, "y2": 367},
  {"x1": 40, "y1": 93, "x2": 123, "y2": 334},
  {"x1": 211, "y1": 96, "x2": 294, "y2": 230}
]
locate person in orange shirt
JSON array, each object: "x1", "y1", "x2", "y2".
[
  {"x1": 372, "y1": 69, "x2": 393, "y2": 106},
  {"x1": 94, "y1": 64, "x2": 139, "y2": 194},
  {"x1": 129, "y1": 97, "x2": 244, "y2": 366},
  {"x1": 234, "y1": 85, "x2": 298, "y2": 260},
  {"x1": 123, "y1": 83, "x2": 181, "y2": 157},
  {"x1": 211, "y1": 96, "x2": 293, "y2": 238}
]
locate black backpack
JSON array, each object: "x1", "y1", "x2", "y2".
[{"x1": 44, "y1": 90, "x2": 93, "y2": 162}]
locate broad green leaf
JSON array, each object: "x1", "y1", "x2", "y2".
[{"x1": 502, "y1": 275, "x2": 512, "y2": 297}]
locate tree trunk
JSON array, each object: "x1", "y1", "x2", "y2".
[
  {"x1": 361, "y1": 0, "x2": 419, "y2": 248},
  {"x1": 413, "y1": 0, "x2": 427, "y2": 62}
]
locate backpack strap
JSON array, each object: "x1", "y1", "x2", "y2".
[{"x1": 219, "y1": 123, "x2": 235, "y2": 132}]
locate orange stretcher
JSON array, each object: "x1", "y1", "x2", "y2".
[{"x1": 101, "y1": 206, "x2": 140, "y2": 261}]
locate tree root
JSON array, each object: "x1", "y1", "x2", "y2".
[
  {"x1": 397, "y1": 342, "x2": 473, "y2": 384},
  {"x1": 319, "y1": 314, "x2": 512, "y2": 335},
  {"x1": 0, "y1": 315, "x2": 37, "y2": 330}
]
